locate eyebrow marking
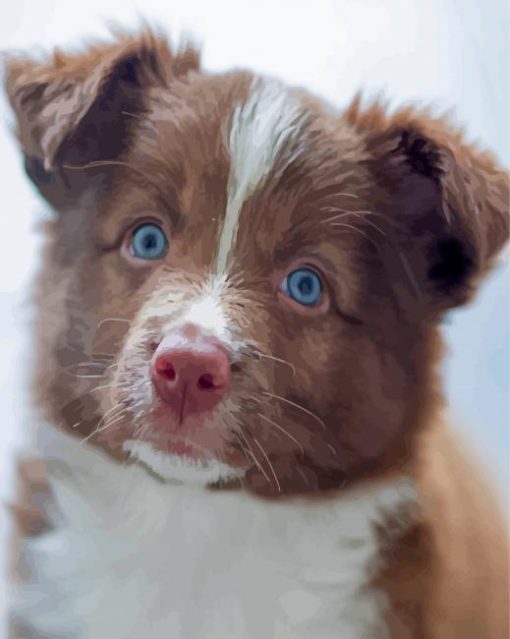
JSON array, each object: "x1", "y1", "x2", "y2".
[{"x1": 215, "y1": 77, "x2": 304, "y2": 275}]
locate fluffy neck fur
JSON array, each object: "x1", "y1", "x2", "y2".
[{"x1": 12, "y1": 424, "x2": 416, "y2": 639}]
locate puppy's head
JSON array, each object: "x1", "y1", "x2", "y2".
[{"x1": 5, "y1": 31, "x2": 508, "y2": 495}]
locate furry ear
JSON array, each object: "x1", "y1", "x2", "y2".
[
  {"x1": 4, "y1": 30, "x2": 200, "y2": 199},
  {"x1": 346, "y1": 97, "x2": 509, "y2": 314}
]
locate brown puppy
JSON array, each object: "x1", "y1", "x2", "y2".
[{"x1": 4, "y1": 29, "x2": 509, "y2": 638}]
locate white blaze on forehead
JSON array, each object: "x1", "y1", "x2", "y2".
[
  {"x1": 175, "y1": 276, "x2": 232, "y2": 343},
  {"x1": 215, "y1": 77, "x2": 304, "y2": 275},
  {"x1": 182, "y1": 292, "x2": 228, "y2": 339},
  {"x1": 154, "y1": 275, "x2": 248, "y2": 352}
]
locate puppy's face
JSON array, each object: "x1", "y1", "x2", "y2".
[{"x1": 5, "y1": 32, "x2": 508, "y2": 495}]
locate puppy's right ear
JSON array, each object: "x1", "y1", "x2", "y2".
[{"x1": 4, "y1": 30, "x2": 199, "y2": 203}]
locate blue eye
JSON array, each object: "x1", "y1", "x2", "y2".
[
  {"x1": 282, "y1": 268, "x2": 323, "y2": 306},
  {"x1": 130, "y1": 223, "x2": 168, "y2": 260}
]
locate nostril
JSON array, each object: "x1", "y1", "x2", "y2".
[
  {"x1": 197, "y1": 373, "x2": 215, "y2": 390},
  {"x1": 155, "y1": 359, "x2": 176, "y2": 381},
  {"x1": 151, "y1": 334, "x2": 230, "y2": 411}
]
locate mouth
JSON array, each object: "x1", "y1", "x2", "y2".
[{"x1": 123, "y1": 439, "x2": 247, "y2": 485}]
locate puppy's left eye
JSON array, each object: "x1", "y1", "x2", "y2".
[{"x1": 282, "y1": 268, "x2": 323, "y2": 306}]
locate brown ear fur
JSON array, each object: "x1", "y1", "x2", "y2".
[
  {"x1": 346, "y1": 96, "x2": 509, "y2": 314},
  {"x1": 4, "y1": 30, "x2": 200, "y2": 196}
]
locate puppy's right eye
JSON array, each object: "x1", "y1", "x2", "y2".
[{"x1": 129, "y1": 223, "x2": 169, "y2": 261}]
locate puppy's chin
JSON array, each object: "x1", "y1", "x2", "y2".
[{"x1": 123, "y1": 440, "x2": 246, "y2": 486}]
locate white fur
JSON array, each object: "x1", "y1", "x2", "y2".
[
  {"x1": 171, "y1": 276, "x2": 246, "y2": 353},
  {"x1": 123, "y1": 440, "x2": 245, "y2": 485},
  {"x1": 12, "y1": 424, "x2": 416, "y2": 639},
  {"x1": 179, "y1": 283, "x2": 230, "y2": 341},
  {"x1": 215, "y1": 78, "x2": 303, "y2": 274}
]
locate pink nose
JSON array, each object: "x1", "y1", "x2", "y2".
[{"x1": 151, "y1": 330, "x2": 230, "y2": 423}]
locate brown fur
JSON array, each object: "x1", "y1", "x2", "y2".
[
  {"x1": 375, "y1": 422, "x2": 509, "y2": 638},
  {"x1": 4, "y1": 28, "x2": 509, "y2": 637}
]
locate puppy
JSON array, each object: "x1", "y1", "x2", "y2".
[{"x1": 4, "y1": 29, "x2": 509, "y2": 639}]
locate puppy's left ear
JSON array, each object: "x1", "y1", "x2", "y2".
[{"x1": 347, "y1": 99, "x2": 509, "y2": 314}]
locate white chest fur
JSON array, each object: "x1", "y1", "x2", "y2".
[{"x1": 12, "y1": 428, "x2": 415, "y2": 639}]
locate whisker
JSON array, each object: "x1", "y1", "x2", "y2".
[
  {"x1": 64, "y1": 372, "x2": 106, "y2": 379},
  {"x1": 322, "y1": 209, "x2": 376, "y2": 222},
  {"x1": 335, "y1": 192, "x2": 360, "y2": 199},
  {"x1": 121, "y1": 110, "x2": 143, "y2": 121},
  {"x1": 63, "y1": 160, "x2": 158, "y2": 187},
  {"x1": 327, "y1": 221, "x2": 383, "y2": 253},
  {"x1": 94, "y1": 402, "x2": 126, "y2": 431},
  {"x1": 254, "y1": 352, "x2": 296, "y2": 376},
  {"x1": 262, "y1": 391, "x2": 326, "y2": 430},
  {"x1": 323, "y1": 208, "x2": 401, "y2": 231},
  {"x1": 88, "y1": 383, "x2": 115, "y2": 394},
  {"x1": 257, "y1": 412, "x2": 304, "y2": 455},
  {"x1": 80, "y1": 407, "x2": 128, "y2": 445},
  {"x1": 359, "y1": 217, "x2": 387, "y2": 237},
  {"x1": 96, "y1": 411, "x2": 128, "y2": 433},
  {"x1": 80, "y1": 431, "x2": 96, "y2": 446},
  {"x1": 325, "y1": 210, "x2": 389, "y2": 238},
  {"x1": 233, "y1": 429, "x2": 272, "y2": 487},
  {"x1": 104, "y1": 363, "x2": 119, "y2": 374},
  {"x1": 61, "y1": 361, "x2": 110, "y2": 379},
  {"x1": 252, "y1": 437, "x2": 281, "y2": 492},
  {"x1": 396, "y1": 250, "x2": 423, "y2": 301},
  {"x1": 296, "y1": 467, "x2": 312, "y2": 488},
  {"x1": 330, "y1": 221, "x2": 370, "y2": 237},
  {"x1": 55, "y1": 340, "x2": 115, "y2": 363},
  {"x1": 97, "y1": 317, "x2": 131, "y2": 329},
  {"x1": 64, "y1": 362, "x2": 108, "y2": 369}
]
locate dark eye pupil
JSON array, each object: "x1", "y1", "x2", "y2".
[
  {"x1": 143, "y1": 234, "x2": 157, "y2": 249},
  {"x1": 298, "y1": 276, "x2": 313, "y2": 295}
]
